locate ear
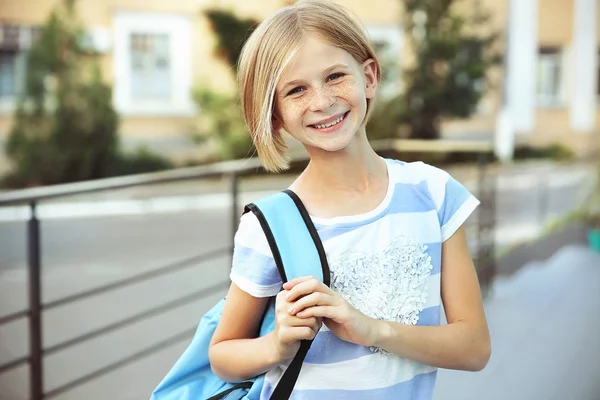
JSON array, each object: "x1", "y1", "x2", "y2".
[
  {"x1": 272, "y1": 113, "x2": 284, "y2": 132},
  {"x1": 362, "y1": 58, "x2": 378, "y2": 99}
]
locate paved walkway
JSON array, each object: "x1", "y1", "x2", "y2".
[{"x1": 434, "y1": 244, "x2": 600, "y2": 400}]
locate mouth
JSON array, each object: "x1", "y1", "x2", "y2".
[{"x1": 308, "y1": 111, "x2": 350, "y2": 132}]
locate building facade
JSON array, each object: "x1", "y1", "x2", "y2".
[{"x1": 0, "y1": 0, "x2": 597, "y2": 171}]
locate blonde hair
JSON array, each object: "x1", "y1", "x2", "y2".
[{"x1": 237, "y1": 0, "x2": 381, "y2": 172}]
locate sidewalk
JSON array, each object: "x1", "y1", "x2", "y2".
[{"x1": 434, "y1": 244, "x2": 600, "y2": 400}]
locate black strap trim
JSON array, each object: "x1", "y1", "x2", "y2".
[
  {"x1": 206, "y1": 381, "x2": 253, "y2": 400},
  {"x1": 244, "y1": 203, "x2": 288, "y2": 283},
  {"x1": 269, "y1": 340, "x2": 311, "y2": 400},
  {"x1": 282, "y1": 189, "x2": 331, "y2": 287}
]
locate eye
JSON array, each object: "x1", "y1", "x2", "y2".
[
  {"x1": 287, "y1": 86, "x2": 305, "y2": 96},
  {"x1": 327, "y1": 72, "x2": 345, "y2": 82}
]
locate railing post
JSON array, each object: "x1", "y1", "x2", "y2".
[
  {"x1": 538, "y1": 176, "x2": 548, "y2": 226},
  {"x1": 231, "y1": 172, "x2": 239, "y2": 263},
  {"x1": 28, "y1": 201, "x2": 43, "y2": 400},
  {"x1": 477, "y1": 154, "x2": 496, "y2": 297}
]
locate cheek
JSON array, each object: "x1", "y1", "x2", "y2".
[
  {"x1": 332, "y1": 80, "x2": 366, "y2": 107},
  {"x1": 279, "y1": 99, "x2": 307, "y2": 123}
]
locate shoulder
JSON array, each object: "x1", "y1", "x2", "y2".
[
  {"x1": 386, "y1": 159, "x2": 451, "y2": 196},
  {"x1": 231, "y1": 210, "x2": 282, "y2": 298},
  {"x1": 396, "y1": 160, "x2": 449, "y2": 181},
  {"x1": 386, "y1": 158, "x2": 476, "y2": 208},
  {"x1": 386, "y1": 158, "x2": 448, "y2": 180},
  {"x1": 235, "y1": 211, "x2": 272, "y2": 258}
]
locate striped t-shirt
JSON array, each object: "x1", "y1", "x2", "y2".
[{"x1": 230, "y1": 158, "x2": 480, "y2": 400}]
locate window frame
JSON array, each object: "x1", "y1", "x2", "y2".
[{"x1": 113, "y1": 11, "x2": 194, "y2": 116}]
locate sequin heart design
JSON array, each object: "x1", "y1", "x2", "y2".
[{"x1": 328, "y1": 235, "x2": 433, "y2": 353}]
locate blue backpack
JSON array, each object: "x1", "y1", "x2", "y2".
[{"x1": 150, "y1": 189, "x2": 330, "y2": 400}]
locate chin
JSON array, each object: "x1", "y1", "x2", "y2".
[{"x1": 307, "y1": 136, "x2": 356, "y2": 153}]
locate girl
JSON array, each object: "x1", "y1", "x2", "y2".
[{"x1": 209, "y1": 1, "x2": 491, "y2": 399}]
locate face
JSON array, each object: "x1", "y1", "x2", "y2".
[{"x1": 274, "y1": 34, "x2": 377, "y2": 153}]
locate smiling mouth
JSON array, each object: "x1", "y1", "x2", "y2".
[{"x1": 309, "y1": 112, "x2": 349, "y2": 129}]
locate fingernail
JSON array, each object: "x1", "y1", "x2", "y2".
[
  {"x1": 285, "y1": 292, "x2": 291, "y2": 300},
  {"x1": 288, "y1": 307, "x2": 295, "y2": 314}
]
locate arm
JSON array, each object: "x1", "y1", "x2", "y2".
[
  {"x1": 369, "y1": 226, "x2": 491, "y2": 371},
  {"x1": 209, "y1": 283, "x2": 278, "y2": 382},
  {"x1": 209, "y1": 283, "x2": 321, "y2": 383},
  {"x1": 287, "y1": 225, "x2": 491, "y2": 372}
]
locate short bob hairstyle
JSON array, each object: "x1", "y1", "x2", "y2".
[{"x1": 237, "y1": 0, "x2": 381, "y2": 172}]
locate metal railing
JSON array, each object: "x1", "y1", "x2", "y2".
[{"x1": 0, "y1": 139, "x2": 497, "y2": 399}]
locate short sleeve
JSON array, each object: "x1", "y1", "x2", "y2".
[
  {"x1": 230, "y1": 211, "x2": 283, "y2": 298},
  {"x1": 420, "y1": 163, "x2": 480, "y2": 242}
]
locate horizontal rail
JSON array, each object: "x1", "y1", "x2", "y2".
[
  {"x1": 0, "y1": 157, "x2": 265, "y2": 206},
  {"x1": 43, "y1": 247, "x2": 228, "y2": 311},
  {"x1": 45, "y1": 280, "x2": 230, "y2": 356},
  {"x1": 44, "y1": 326, "x2": 198, "y2": 399},
  {"x1": 0, "y1": 309, "x2": 29, "y2": 326},
  {"x1": 0, "y1": 139, "x2": 496, "y2": 207},
  {"x1": 0, "y1": 355, "x2": 29, "y2": 375},
  {"x1": 386, "y1": 138, "x2": 494, "y2": 153}
]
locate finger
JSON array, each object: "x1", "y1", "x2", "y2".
[
  {"x1": 282, "y1": 276, "x2": 314, "y2": 290},
  {"x1": 275, "y1": 290, "x2": 292, "y2": 311},
  {"x1": 286, "y1": 278, "x2": 328, "y2": 302},
  {"x1": 282, "y1": 326, "x2": 318, "y2": 342},
  {"x1": 288, "y1": 292, "x2": 332, "y2": 315},
  {"x1": 281, "y1": 315, "x2": 318, "y2": 328},
  {"x1": 311, "y1": 318, "x2": 323, "y2": 334},
  {"x1": 276, "y1": 289, "x2": 289, "y2": 302},
  {"x1": 296, "y1": 306, "x2": 338, "y2": 320}
]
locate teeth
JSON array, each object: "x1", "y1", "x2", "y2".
[{"x1": 314, "y1": 114, "x2": 344, "y2": 129}]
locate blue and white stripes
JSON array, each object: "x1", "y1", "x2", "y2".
[{"x1": 230, "y1": 158, "x2": 479, "y2": 399}]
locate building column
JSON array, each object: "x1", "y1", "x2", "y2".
[
  {"x1": 570, "y1": 0, "x2": 597, "y2": 133},
  {"x1": 495, "y1": 0, "x2": 538, "y2": 162}
]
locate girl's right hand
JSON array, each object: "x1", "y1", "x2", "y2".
[{"x1": 270, "y1": 289, "x2": 322, "y2": 361}]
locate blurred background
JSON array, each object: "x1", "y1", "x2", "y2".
[{"x1": 0, "y1": 0, "x2": 599, "y2": 399}]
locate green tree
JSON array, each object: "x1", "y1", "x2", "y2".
[
  {"x1": 191, "y1": 87, "x2": 254, "y2": 160},
  {"x1": 203, "y1": 9, "x2": 258, "y2": 72},
  {"x1": 191, "y1": 8, "x2": 258, "y2": 161},
  {"x1": 4, "y1": 0, "x2": 119, "y2": 187},
  {"x1": 369, "y1": 0, "x2": 501, "y2": 140}
]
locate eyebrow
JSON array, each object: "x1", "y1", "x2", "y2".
[{"x1": 279, "y1": 63, "x2": 350, "y2": 93}]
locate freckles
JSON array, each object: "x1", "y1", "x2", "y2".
[
  {"x1": 297, "y1": 96, "x2": 312, "y2": 110},
  {"x1": 282, "y1": 97, "x2": 309, "y2": 117},
  {"x1": 331, "y1": 84, "x2": 352, "y2": 98},
  {"x1": 331, "y1": 79, "x2": 361, "y2": 101}
]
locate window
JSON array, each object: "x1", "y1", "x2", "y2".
[
  {"x1": 113, "y1": 12, "x2": 194, "y2": 116},
  {"x1": 130, "y1": 33, "x2": 171, "y2": 99},
  {"x1": 536, "y1": 47, "x2": 563, "y2": 106},
  {"x1": 0, "y1": 24, "x2": 40, "y2": 112},
  {"x1": 0, "y1": 51, "x2": 19, "y2": 97}
]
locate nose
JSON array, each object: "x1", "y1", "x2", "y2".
[{"x1": 309, "y1": 86, "x2": 336, "y2": 112}]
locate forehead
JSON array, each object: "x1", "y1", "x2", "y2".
[{"x1": 278, "y1": 35, "x2": 357, "y2": 87}]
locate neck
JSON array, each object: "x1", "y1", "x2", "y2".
[{"x1": 301, "y1": 128, "x2": 386, "y2": 192}]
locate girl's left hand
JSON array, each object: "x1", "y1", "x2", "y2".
[{"x1": 283, "y1": 276, "x2": 377, "y2": 347}]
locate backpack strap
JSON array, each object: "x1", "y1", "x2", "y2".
[{"x1": 243, "y1": 189, "x2": 330, "y2": 399}]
